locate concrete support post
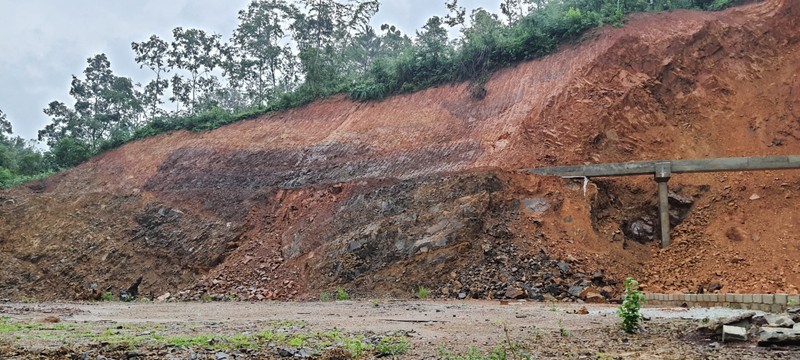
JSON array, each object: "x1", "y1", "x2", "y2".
[
  {"x1": 657, "y1": 180, "x2": 670, "y2": 247},
  {"x1": 654, "y1": 162, "x2": 672, "y2": 248}
]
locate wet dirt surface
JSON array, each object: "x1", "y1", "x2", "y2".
[
  {"x1": 2, "y1": 0, "x2": 800, "y2": 309},
  {"x1": 1, "y1": 301, "x2": 796, "y2": 359}
]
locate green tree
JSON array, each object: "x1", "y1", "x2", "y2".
[
  {"x1": 0, "y1": 109, "x2": 11, "y2": 142},
  {"x1": 131, "y1": 35, "x2": 171, "y2": 119},
  {"x1": 39, "y1": 54, "x2": 141, "y2": 150},
  {"x1": 0, "y1": 110, "x2": 52, "y2": 184},
  {"x1": 168, "y1": 27, "x2": 223, "y2": 113},
  {"x1": 410, "y1": 16, "x2": 451, "y2": 86},
  {"x1": 501, "y1": 0, "x2": 533, "y2": 23},
  {"x1": 444, "y1": 0, "x2": 466, "y2": 28},
  {"x1": 291, "y1": 0, "x2": 379, "y2": 96},
  {"x1": 50, "y1": 136, "x2": 92, "y2": 168},
  {"x1": 228, "y1": 0, "x2": 299, "y2": 106}
]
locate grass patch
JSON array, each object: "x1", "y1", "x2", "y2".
[
  {"x1": 375, "y1": 336, "x2": 410, "y2": 357},
  {"x1": 438, "y1": 345, "x2": 513, "y2": 360},
  {"x1": 0, "y1": 316, "x2": 413, "y2": 356},
  {"x1": 335, "y1": 287, "x2": 350, "y2": 301},
  {"x1": 416, "y1": 286, "x2": 430, "y2": 299}
]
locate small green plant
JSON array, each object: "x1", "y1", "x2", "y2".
[
  {"x1": 416, "y1": 286, "x2": 430, "y2": 299},
  {"x1": 101, "y1": 291, "x2": 115, "y2": 301},
  {"x1": 344, "y1": 336, "x2": 372, "y2": 358},
  {"x1": 19, "y1": 296, "x2": 38, "y2": 304},
  {"x1": 370, "y1": 300, "x2": 380, "y2": 307},
  {"x1": 375, "y1": 336, "x2": 410, "y2": 357},
  {"x1": 320, "y1": 292, "x2": 332, "y2": 302},
  {"x1": 788, "y1": 298, "x2": 799, "y2": 307},
  {"x1": 335, "y1": 287, "x2": 350, "y2": 301},
  {"x1": 596, "y1": 352, "x2": 614, "y2": 360},
  {"x1": 200, "y1": 293, "x2": 213, "y2": 303},
  {"x1": 558, "y1": 319, "x2": 570, "y2": 337},
  {"x1": 617, "y1": 277, "x2": 645, "y2": 334}
]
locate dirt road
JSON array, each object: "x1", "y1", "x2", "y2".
[{"x1": 0, "y1": 300, "x2": 795, "y2": 359}]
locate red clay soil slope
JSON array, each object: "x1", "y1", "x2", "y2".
[{"x1": 1, "y1": 0, "x2": 799, "y2": 301}]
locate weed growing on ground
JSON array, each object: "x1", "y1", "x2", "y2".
[
  {"x1": 343, "y1": 336, "x2": 372, "y2": 358},
  {"x1": 101, "y1": 291, "x2": 114, "y2": 301},
  {"x1": 617, "y1": 277, "x2": 645, "y2": 333},
  {"x1": 558, "y1": 319, "x2": 570, "y2": 337},
  {"x1": 417, "y1": 286, "x2": 430, "y2": 299},
  {"x1": 438, "y1": 345, "x2": 516, "y2": 360},
  {"x1": 375, "y1": 336, "x2": 410, "y2": 356},
  {"x1": 320, "y1": 292, "x2": 332, "y2": 302},
  {"x1": 336, "y1": 287, "x2": 350, "y2": 301}
]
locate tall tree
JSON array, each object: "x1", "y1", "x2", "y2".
[
  {"x1": 131, "y1": 35, "x2": 171, "y2": 118},
  {"x1": 168, "y1": 27, "x2": 222, "y2": 113},
  {"x1": 39, "y1": 54, "x2": 141, "y2": 149},
  {"x1": 416, "y1": 16, "x2": 450, "y2": 63},
  {"x1": 0, "y1": 109, "x2": 11, "y2": 142},
  {"x1": 444, "y1": 0, "x2": 466, "y2": 28},
  {"x1": 291, "y1": 0, "x2": 379, "y2": 95},
  {"x1": 501, "y1": 0, "x2": 538, "y2": 23},
  {"x1": 228, "y1": 0, "x2": 298, "y2": 106}
]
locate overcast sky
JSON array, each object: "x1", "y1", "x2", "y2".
[{"x1": 0, "y1": 0, "x2": 500, "y2": 142}]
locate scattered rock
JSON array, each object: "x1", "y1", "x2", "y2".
[
  {"x1": 758, "y1": 327, "x2": 800, "y2": 346},
  {"x1": 215, "y1": 352, "x2": 230, "y2": 360},
  {"x1": 697, "y1": 312, "x2": 756, "y2": 334},
  {"x1": 156, "y1": 292, "x2": 171, "y2": 302},
  {"x1": 575, "y1": 306, "x2": 589, "y2": 315},
  {"x1": 749, "y1": 194, "x2": 761, "y2": 200},
  {"x1": 523, "y1": 198, "x2": 550, "y2": 214},
  {"x1": 557, "y1": 261, "x2": 570, "y2": 274},
  {"x1": 624, "y1": 218, "x2": 655, "y2": 243},
  {"x1": 668, "y1": 192, "x2": 694, "y2": 206},
  {"x1": 582, "y1": 290, "x2": 606, "y2": 304},
  {"x1": 504, "y1": 286, "x2": 526, "y2": 299},
  {"x1": 765, "y1": 314, "x2": 795, "y2": 328},
  {"x1": 458, "y1": 292, "x2": 467, "y2": 300},
  {"x1": 722, "y1": 325, "x2": 748, "y2": 342},
  {"x1": 725, "y1": 227, "x2": 749, "y2": 242},
  {"x1": 568, "y1": 282, "x2": 590, "y2": 298},
  {"x1": 40, "y1": 316, "x2": 60, "y2": 323}
]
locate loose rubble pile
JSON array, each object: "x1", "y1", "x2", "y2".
[
  {"x1": 436, "y1": 237, "x2": 617, "y2": 302},
  {"x1": 695, "y1": 307, "x2": 800, "y2": 347}
]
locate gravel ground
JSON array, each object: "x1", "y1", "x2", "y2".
[{"x1": 1, "y1": 300, "x2": 798, "y2": 359}]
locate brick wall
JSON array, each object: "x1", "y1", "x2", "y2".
[{"x1": 644, "y1": 293, "x2": 800, "y2": 313}]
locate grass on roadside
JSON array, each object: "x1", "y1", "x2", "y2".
[{"x1": 0, "y1": 317, "x2": 411, "y2": 357}]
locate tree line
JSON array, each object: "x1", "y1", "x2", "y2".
[{"x1": 0, "y1": 0, "x2": 734, "y2": 188}]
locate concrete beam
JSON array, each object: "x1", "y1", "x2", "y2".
[{"x1": 527, "y1": 155, "x2": 800, "y2": 178}]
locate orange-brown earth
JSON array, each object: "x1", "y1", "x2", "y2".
[{"x1": 1, "y1": 0, "x2": 800, "y2": 302}]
